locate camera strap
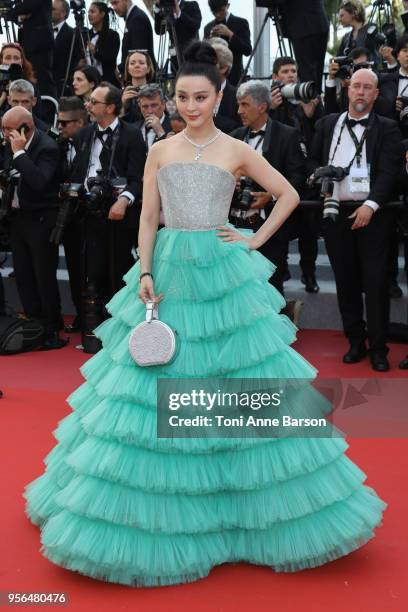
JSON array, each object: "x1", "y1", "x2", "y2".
[{"x1": 329, "y1": 117, "x2": 369, "y2": 171}]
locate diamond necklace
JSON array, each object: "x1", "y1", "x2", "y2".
[{"x1": 182, "y1": 128, "x2": 222, "y2": 161}]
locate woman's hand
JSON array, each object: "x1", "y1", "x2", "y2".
[
  {"x1": 122, "y1": 87, "x2": 138, "y2": 104},
  {"x1": 138, "y1": 275, "x2": 164, "y2": 304},
  {"x1": 216, "y1": 226, "x2": 257, "y2": 250}
]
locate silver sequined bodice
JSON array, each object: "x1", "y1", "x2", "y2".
[{"x1": 157, "y1": 162, "x2": 236, "y2": 230}]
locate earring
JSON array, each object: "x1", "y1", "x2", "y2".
[{"x1": 213, "y1": 104, "x2": 219, "y2": 116}]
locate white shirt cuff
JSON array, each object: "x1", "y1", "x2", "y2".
[
  {"x1": 13, "y1": 150, "x2": 26, "y2": 159},
  {"x1": 386, "y1": 61, "x2": 398, "y2": 69},
  {"x1": 364, "y1": 200, "x2": 379, "y2": 212},
  {"x1": 325, "y1": 79, "x2": 336, "y2": 88},
  {"x1": 121, "y1": 190, "x2": 135, "y2": 205}
]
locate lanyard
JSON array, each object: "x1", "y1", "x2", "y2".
[{"x1": 329, "y1": 117, "x2": 369, "y2": 170}]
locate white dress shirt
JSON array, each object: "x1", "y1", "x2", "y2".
[
  {"x1": 142, "y1": 114, "x2": 166, "y2": 151},
  {"x1": 53, "y1": 21, "x2": 64, "y2": 38},
  {"x1": 329, "y1": 111, "x2": 378, "y2": 211}
]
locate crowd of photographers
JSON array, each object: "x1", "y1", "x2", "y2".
[{"x1": 0, "y1": 0, "x2": 408, "y2": 370}]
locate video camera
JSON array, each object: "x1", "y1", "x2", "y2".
[
  {"x1": 366, "y1": 22, "x2": 396, "y2": 53},
  {"x1": 271, "y1": 79, "x2": 318, "y2": 104}
]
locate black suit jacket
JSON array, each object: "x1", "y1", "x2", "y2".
[
  {"x1": 10, "y1": 0, "x2": 54, "y2": 55},
  {"x1": 6, "y1": 129, "x2": 60, "y2": 211},
  {"x1": 309, "y1": 112, "x2": 403, "y2": 206},
  {"x1": 324, "y1": 82, "x2": 395, "y2": 120},
  {"x1": 154, "y1": 1, "x2": 201, "y2": 56},
  {"x1": 120, "y1": 5, "x2": 155, "y2": 73},
  {"x1": 279, "y1": 0, "x2": 329, "y2": 39},
  {"x1": 53, "y1": 22, "x2": 85, "y2": 95},
  {"x1": 89, "y1": 27, "x2": 120, "y2": 87},
  {"x1": 230, "y1": 118, "x2": 306, "y2": 196},
  {"x1": 70, "y1": 119, "x2": 146, "y2": 228},
  {"x1": 204, "y1": 13, "x2": 251, "y2": 86},
  {"x1": 215, "y1": 81, "x2": 240, "y2": 133}
]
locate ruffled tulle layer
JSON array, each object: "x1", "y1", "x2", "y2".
[{"x1": 24, "y1": 227, "x2": 387, "y2": 587}]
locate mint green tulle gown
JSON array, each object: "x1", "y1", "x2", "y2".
[{"x1": 24, "y1": 162, "x2": 386, "y2": 587}]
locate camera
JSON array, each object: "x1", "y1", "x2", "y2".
[
  {"x1": 366, "y1": 23, "x2": 396, "y2": 53},
  {"x1": 236, "y1": 177, "x2": 255, "y2": 209},
  {"x1": 271, "y1": 79, "x2": 318, "y2": 104},
  {"x1": 332, "y1": 56, "x2": 353, "y2": 80},
  {"x1": 156, "y1": 0, "x2": 175, "y2": 11},
  {"x1": 0, "y1": 63, "x2": 23, "y2": 93},
  {"x1": 398, "y1": 96, "x2": 408, "y2": 130},
  {"x1": 82, "y1": 175, "x2": 127, "y2": 217},
  {"x1": 0, "y1": 167, "x2": 21, "y2": 221},
  {"x1": 308, "y1": 166, "x2": 349, "y2": 222}
]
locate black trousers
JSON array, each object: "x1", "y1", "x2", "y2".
[
  {"x1": 291, "y1": 31, "x2": 328, "y2": 93},
  {"x1": 322, "y1": 208, "x2": 394, "y2": 353},
  {"x1": 84, "y1": 215, "x2": 138, "y2": 305},
  {"x1": 9, "y1": 208, "x2": 61, "y2": 332}
]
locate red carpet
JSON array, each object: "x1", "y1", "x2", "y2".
[{"x1": 1, "y1": 330, "x2": 407, "y2": 612}]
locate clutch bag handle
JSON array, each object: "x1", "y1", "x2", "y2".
[{"x1": 145, "y1": 300, "x2": 159, "y2": 322}]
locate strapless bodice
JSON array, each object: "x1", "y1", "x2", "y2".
[{"x1": 157, "y1": 162, "x2": 236, "y2": 230}]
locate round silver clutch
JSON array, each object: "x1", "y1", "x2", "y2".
[{"x1": 128, "y1": 301, "x2": 177, "y2": 367}]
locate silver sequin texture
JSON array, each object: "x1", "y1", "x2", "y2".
[{"x1": 157, "y1": 162, "x2": 236, "y2": 230}]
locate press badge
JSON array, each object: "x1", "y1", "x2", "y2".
[{"x1": 349, "y1": 165, "x2": 370, "y2": 193}]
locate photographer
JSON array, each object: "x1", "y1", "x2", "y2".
[
  {"x1": 109, "y1": 0, "x2": 155, "y2": 75},
  {"x1": 279, "y1": 0, "x2": 329, "y2": 92},
  {"x1": 210, "y1": 41, "x2": 240, "y2": 133},
  {"x1": 204, "y1": 1, "x2": 251, "y2": 86},
  {"x1": 324, "y1": 47, "x2": 393, "y2": 118},
  {"x1": 1, "y1": 106, "x2": 66, "y2": 349},
  {"x1": 134, "y1": 84, "x2": 172, "y2": 156},
  {"x1": 380, "y1": 34, "x2": 408, "y2": 138},
  {"x1": 121, "y1": 50, "x2": 155, "y2": 124},
  {"x1": 56, "y1": 96, "x2": 88, "y2": 333},
  {"x1": 52, "y1": 0, "x2": 85, "y2": 97},
  {"x1": 69, "y1": 82, "x2": 145, "y2": 308},
  {"x1": 8, "y1": 1, "x2": 56, "y2": 98},
  {"x1": 309, "y1": 69, "x2": 402, "y2": 371},
  {"x1": 230, "y1": 80, "x2": 306, "y2": 298},
  {"x1": 87, "y1": 2, "x2": 120, "y2": 87},
  {"x1": 337, "y1": 1, "x2": 380, "y2": 68},
  {"x1": 154, "y1": 0, "x2": 202, "y2": 70}
]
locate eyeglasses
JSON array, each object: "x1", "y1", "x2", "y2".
[
  {"x1": 88, "y1": 98, "x2": 109, "y2": 106},
  {"x1": 57, "y1": 119, "x2": 78, "y2": 126}
]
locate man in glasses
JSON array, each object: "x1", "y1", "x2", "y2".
[
  {"x1": 56, "y1": 96, "x2": 88, "y2": 333},
  {"x1": 67, "y1": 82, "x2": 145, "y2": 344}
]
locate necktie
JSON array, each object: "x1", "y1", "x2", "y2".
[
  {"x1": 96, "y1": 127, "x2": 113, "y2": 174},
  {"x1": 249, "y1": 129, "x2": 265, "y2": 138},
  {"x1": 346, "y1": 117, "x2": 369, "y2": 128}
]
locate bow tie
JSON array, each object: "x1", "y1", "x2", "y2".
[
  {"x1": 96, "y1": 127, "x2": 112, "y2": 137},
  {"x1": 53, "y1": 27, "x2": 59, "y2": 33},
  {"x1": 249, "y1": 129, "x2": 265, "y2": 138},
  {"x1": 399, "y1": 74, "x2": 408, "y2": 80},
  {"x1": 216, "y1": 19, "x2": 227, "y2": 25},
  {"x1": 346, "y1": 117, "x2": 369, "y2": 128}
]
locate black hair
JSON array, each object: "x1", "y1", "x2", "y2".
[
  {"x1": 394, "y1": 33, "x2": 408, "y2": 58},
  {"x1": 350, "y1": 46, "x2": 369, "y2": 60},
  {"x1": 59, "y1": 96, "x2": 85, "y2": 112},
  {"x1": 272, "y1": 55, "x2": 297, "y2": 75},
  {"x1": 74, "y1": 64, "x2": 101, "y2": 89},
  {"x1": 99, "y1": 80, "x2": 122, "y2": 115},
  {"x1": 90, "y1": 2, "x2": 117, "y2": 56},
  {"x1": 208, "y1": 0, "x2": 229, "y2": 11},
  {"x1": 176, "y1": 41, "x2": 221, "y2": 92}
]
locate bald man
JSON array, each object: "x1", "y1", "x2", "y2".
[
  {"x1": 309, "y1": 68, "x2": 403, "y2": 371},
  {"x1": 2, "y1": 107, "x2": 67, "y2": 350}
]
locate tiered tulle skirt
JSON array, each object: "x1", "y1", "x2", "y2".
[{"x1": 24, "y1": 227, "x2": 387, "y2": 587}]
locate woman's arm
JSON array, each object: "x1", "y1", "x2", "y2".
[
  {"x1": 137, "y1": 142, "x2": 163, "y2": 303},
  {"x1": 219, "y1": 141, "x2": 299, "y2": 250}
]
